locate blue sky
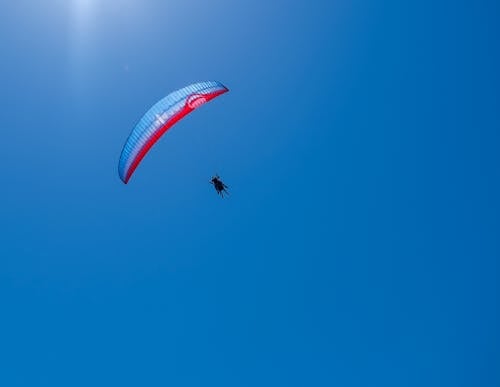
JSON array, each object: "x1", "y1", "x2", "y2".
[{"x1": 0, "y1": 1, "x2": 498, "y2": 386}]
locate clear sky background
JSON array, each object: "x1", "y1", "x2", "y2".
[{"x1": 0, "y1": 1, "x2": 498, "y2": 386}]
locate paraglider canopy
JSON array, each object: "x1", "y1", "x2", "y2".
[{"x1": 118, "y1": 81, "x2": 229, "y2": 184}]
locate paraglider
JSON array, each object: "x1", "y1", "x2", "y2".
[
  {"x1": 118, "y1": 81, "x2": 229, "y2": 184},
  {"x1": 211, "y1": 175, "x2": 229, "y2": 197}
]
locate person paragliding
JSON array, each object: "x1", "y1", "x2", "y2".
[{"x1": 211, "y1": 175, "x2": 228, "y2": 197}]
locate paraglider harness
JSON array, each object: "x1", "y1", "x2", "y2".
[{"x1": 211, "y1": 175, "x2": 228, "y2": 197}]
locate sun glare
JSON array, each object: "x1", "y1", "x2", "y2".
[{"x1": 72, "y1": 0, "x2": 95, "y2": 29}]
